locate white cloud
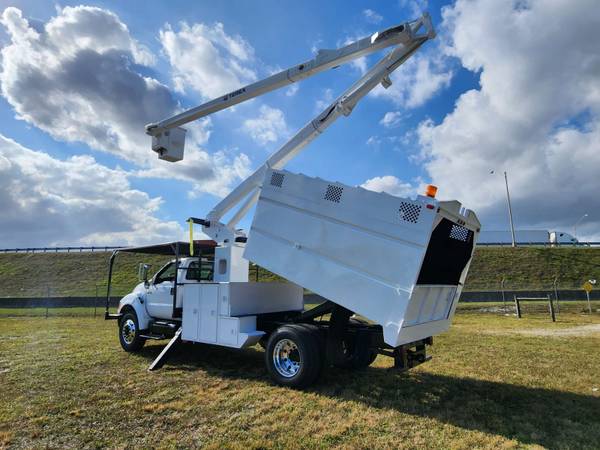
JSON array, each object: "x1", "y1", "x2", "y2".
[
  {"x1": 136, "y1": 150, "x2": 252, "y2": 198},
  {"x1": 0, "y1": 6, "x2": 251, "y2": 199},
  {"x1": 0, "y1": 134, "x2": 182, "y2": 247},
  {"x1": 361, "y1": 176, "x2": 416, "y2": 198},
  {"x1": 399, "y1": 0, "x2": 428, "y2": 19},
  {"x1": 380, "y1": 111, "x2": 404, "y2": 128},
  {"x1": 363, "y1": 9, "x2": 383, "y2": 24},
  {"x1": 366, "y1": 135, "x2": 381, "y2": 147},
  {"x1": 371, "y1": 54, "x2": 452, "y2": 108},
  {"x1": 285, "y1": 84, "x2": 299, "y2": 97},
  {"x1": 418, "y1": 0, "x2": 600, "y2": 238},
  {"x1": 159, "y1": 21, "x2": 256, "y2": 99},
  {"x1": 242, "y1": 105, "x2": 289, "y2": 146},
  {"x1": 0, "y1": 6, "x2": 173, "y2": 165}
]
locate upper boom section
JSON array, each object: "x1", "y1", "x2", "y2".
[
  {"x1": 146, "y1": 14, "x2": 435, "y2": 161},
  {"x1": 146, "y1": 16, "x2": 433, "y2": 137}
]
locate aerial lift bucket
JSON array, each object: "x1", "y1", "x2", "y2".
[{"x1": 244, "y1": 169, "x2": 480, "y2": 347}]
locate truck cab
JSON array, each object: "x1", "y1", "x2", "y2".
[
  {"x1": 141, "y1": 256, "x2": 213, "y2": 320},
  {"x1": 111, "y1": 241, "x2": 303, "y2": 355}
]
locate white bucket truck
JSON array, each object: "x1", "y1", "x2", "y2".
[{"x1": 105, "y1": 14, "x2": 480, "y2": 387}]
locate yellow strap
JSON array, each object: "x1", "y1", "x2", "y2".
[{"x1": 188, "y1": 219, "x2": 194, "y2": 256}]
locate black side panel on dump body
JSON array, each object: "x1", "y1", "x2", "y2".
[{"x1": 417, "y1": 218, "x2": 474, "y2": 285}]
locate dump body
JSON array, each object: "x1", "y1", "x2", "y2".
[{"x1": 245, "y1": 169, "x2": 480, "y2": 347}]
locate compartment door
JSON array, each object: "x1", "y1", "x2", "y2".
[{"x1": 198, "y1": 284, "x2": 218, "y2": 343}]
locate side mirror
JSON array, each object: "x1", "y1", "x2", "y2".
[{"x1": 138, "y1": 263, "x2": 151, "y2": 286}]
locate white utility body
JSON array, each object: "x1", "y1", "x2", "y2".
[{"x1": 108, "y1": 14, "x2": 480, "y2": 387}]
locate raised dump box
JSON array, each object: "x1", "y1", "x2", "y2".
[{"x1": 245, "y1": 169, "x2": 480, "y2": 347}]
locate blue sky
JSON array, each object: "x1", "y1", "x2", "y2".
[{"x1": 1, "y1": 0, "x2": 599, "y2": 246}]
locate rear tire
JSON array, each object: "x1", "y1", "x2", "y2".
[
  {"x1": 265, "y1": 324, "x2": 322, "y2": 388},
  {"x1": 119, "y1": 310, "x2": 146, "y2": 352},
  {"x1": 334, "y1": 318, "x2": 377, "y2": 369}
]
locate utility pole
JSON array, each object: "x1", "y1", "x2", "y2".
[{"x1": 504, "y1": 171, "x2": 516, "y2": 248}]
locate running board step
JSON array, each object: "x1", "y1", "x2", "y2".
[
  {"x1": 140, "y1": 333, "x2": 166, "y2": 340},
  {"x1": 148, "y1": 327, "x2": 182, "y2": 371}
]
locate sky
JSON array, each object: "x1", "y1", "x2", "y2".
[{"x1": 0, "y1": 0, "x2": 599, "y2": 247}]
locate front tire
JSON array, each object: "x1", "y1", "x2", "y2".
[
  {"x1": 265, "y1": 325, "x2": 322, "y2": 388},
  {"x1": 119, "y1": 310, "x2": 146, "y2": 352}
]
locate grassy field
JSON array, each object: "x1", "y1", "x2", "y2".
[
  {"x1": 1, "y1": 247, "x2": 599, "y2": 299},
  {"x1": 1, "y1": 309, "x2": 599, "y2": 449}
]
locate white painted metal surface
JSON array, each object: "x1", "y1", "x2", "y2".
[
  {"x1": 181, "y1": 282, "x2": 267, "y2": 348},
  {"x1": 223, "y1": 282, "x2": 303, "y2": 316},
  {"x1": 245, "y1": 169, "x2": 480, "y2": 347},
  {"x1": 214, "y1": 244, "x2": 249, "y2": 283}
]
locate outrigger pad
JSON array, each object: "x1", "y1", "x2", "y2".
[{"x1": 148, "y1": 327, "x2": 182, "y2": 371}]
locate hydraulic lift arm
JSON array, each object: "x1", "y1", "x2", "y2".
[{"x1": 147, "y1": 14, "x2": 436, "y2": 242}]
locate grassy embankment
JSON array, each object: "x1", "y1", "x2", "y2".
[{"x1": 0, "y1": 247, "x2": 599, "y2": 299}]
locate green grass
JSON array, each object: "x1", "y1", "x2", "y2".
[
  {"x1": 0, "y1": 252, "x2": 284, "y2": 299},
  {"x1": 1, "y1": 311, "x2": 599, "y2": 449},
  {"x1": 465, "y1": 246, "x2": 600, "y2": 290}
]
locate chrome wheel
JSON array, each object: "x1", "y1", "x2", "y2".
[
  {"x1": 121, "y1": 318, "x2": 136, "y2": 345},
  {"x1": 273, "y1": 338, "x2": 301, "y2": 378}
]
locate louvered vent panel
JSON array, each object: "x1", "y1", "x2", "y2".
[
  {"x1": 449, "y1": 224, "x2": 470, "y2": 242},
  {"x1": 399, "y1": 202, "x2": 421, "y2": 223},
  {"x1": 270, "y1": 172, "x2": 285, "y2": 188},
  {"x1": 324, "y1": 184, "x2": 344, "y2": 203}
]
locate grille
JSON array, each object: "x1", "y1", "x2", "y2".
[
  {"x1": 324, "y1": 184, "x2": 344, "y2": 203},
  {"x1": 449, "y1": 224, "x2": 470, "y2": 242},
  {"x1": 399, "y1": 202, "x2": 421, "y2": 223},
  {"x1": 270, "y1": 172, "x2": 285, "y2": 188}
]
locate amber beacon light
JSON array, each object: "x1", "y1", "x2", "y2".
[{"x1": 425, "y1": 184, "x2": 438, "y2": 198}]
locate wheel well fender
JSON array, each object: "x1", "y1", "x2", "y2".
[{"x1": 117, "y1": 293, "x2": 151, "y2": 330}]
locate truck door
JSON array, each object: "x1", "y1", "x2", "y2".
[{"x1": 145, "y1": 262, "x2": 176, "y2": 319}]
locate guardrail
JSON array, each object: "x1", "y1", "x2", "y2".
[{"x1": 0, "y1": 246, "x2": 124, "y2": 253}]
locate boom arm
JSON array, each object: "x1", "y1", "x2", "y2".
[{"x1": 148, "y1": 14, "x2": 436, "y2": 242}]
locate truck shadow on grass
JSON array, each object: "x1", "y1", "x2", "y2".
[{"x1": 139, "y1": 343, "x2": 600, "y2": 449}]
